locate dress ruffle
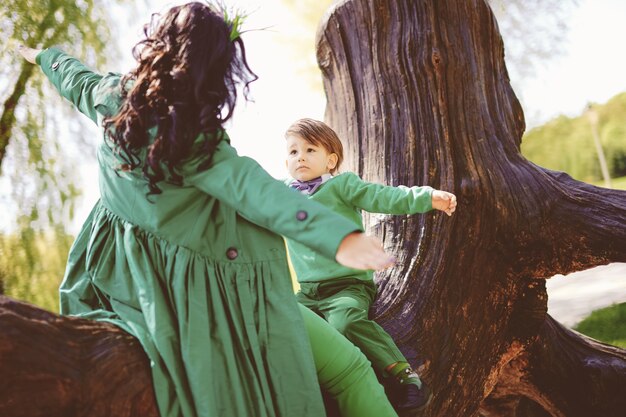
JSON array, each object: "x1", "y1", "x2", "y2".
[{"x1": 61, "y1": 201, "x2": 325, "y2": 417}]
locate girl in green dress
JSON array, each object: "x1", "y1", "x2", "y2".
[{"x1": 18, "y1": 2, "x2": 399, "y2": 417}]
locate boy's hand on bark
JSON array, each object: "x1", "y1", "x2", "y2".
[{"x1": 432, "y1": 190, "x2": 457, "y2": 216}]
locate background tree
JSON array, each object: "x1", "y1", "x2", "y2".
[
  {"x1": 0, "y1": 0, "x2": 139, "y2": 311},
  {"x1": 522, "y1": 92, "x2": 626, "y2": 185},
  {"x1": 487, "y1": 0, "x2": 578, "y2": 93}
]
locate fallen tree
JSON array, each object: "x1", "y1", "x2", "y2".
[{"x1": 0, "y1": 295, "x2": 158, "y2": 417}]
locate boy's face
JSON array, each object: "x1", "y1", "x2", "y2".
[{"x1": 285, "y1": 134, "x2": 338, "y2": 181}]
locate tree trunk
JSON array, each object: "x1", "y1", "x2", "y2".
[
  {"x1": 0, "y1": 295, "x2": 158, "y2": 417},
  {"x1": 316, "y1": 0, "x2": 626, "y2": 416}
]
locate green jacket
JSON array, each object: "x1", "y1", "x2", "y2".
[
  {"x1": 286, "y1": 172, "x2": 433, "y2": 283},
  {"x1": 37, "y1": 47, "x2": 362, "y2": 417}
]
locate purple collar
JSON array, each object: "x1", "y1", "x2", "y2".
[{"x1": 290, "y1": 174, "x2": 332, "y2": 195}]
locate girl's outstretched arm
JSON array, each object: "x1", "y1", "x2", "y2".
[
  {"x1": 336, "y1": 232, "x2": 395, "y2": 271},
  {"x1": 19, "y1": 46, "x2": 104, "y2": 124},
  {"x1": 186, "y1": 140, "x2": 394, "y2": 271}
]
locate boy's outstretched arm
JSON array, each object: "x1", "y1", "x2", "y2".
[{"x1": 340, "y1": 171, "x2": 457, "y2": 216}]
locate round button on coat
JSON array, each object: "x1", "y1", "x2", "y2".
[
  {"x1": 296, "y1": 210, "x2": 308, "y2": 221},
  {"x1": 226, "y1": 247, "x2": 238, "y2": 260},
  {"x1": 51, "y1": 61, "x2": 60, "y2": 70}
]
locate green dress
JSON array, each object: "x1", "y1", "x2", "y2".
[{"x1": 37, "y1": 48, "x2": 362, "y2": 417}]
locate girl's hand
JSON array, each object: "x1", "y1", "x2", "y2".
[
  {"x1": 17, "y1": 45, "x2": 41, "y2": 64},
  {"x1": 335, "y1": 232, "x2": 395, "y2": 271},
  {"x1": 432, "y1": 190, "x2": 457, "y2": 216}
]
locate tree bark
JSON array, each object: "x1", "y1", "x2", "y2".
[
  {"x1": 0, "y1": 295, "x2": 158, "y2": 417},
  {"x1": 316, "y1": 0, "x2": 626, "y2": 416}
]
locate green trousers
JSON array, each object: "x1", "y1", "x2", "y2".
[
  {"x1": 300, "y1": 304, "x2": 398, "y2": 417},
  {"x1": 297, "y1": 278, "x2": 406, "y2": 373}
]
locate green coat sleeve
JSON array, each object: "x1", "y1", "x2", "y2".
[
  {"x1": 186, "y1": 140, "x2": 361, "y2": 260},
  {"x1": 36, "y1": 48, "x2": 103, "y2": 124},
  {"x1": 340, "y1": 172, "x2": 434, "y2": 214}
]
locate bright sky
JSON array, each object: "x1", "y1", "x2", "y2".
[
  {"x1": 522, "y1": 0, "x2": 626, "y2": 126},
  {"x1": 15, "y1": 0, "x2": 626, "y2": 232},
  {"x1": 107, "y1": 0, "x2": 626, "y2": 179}
]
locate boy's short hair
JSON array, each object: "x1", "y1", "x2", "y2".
[{"x1": 285, "y1": 118, "x2": 344, "y2": 173}]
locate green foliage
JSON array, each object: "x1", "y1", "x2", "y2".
[
  {"x1": 574, "y1": 303, "x2": 626, "y2": 348},
  {"x1": 522, "y1": 92, "x2": 626, "y2": 184},
  {"x1": 0, "y1": 0, "x2": 140, "y2": 312},
  {"x1": 0, "y1": 226, "x2": 74, "y2": 312},
  {"x1": 0, "y1": 1, "x2": 128, "y2": 231}
]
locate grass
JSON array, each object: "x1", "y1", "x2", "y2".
[
  {"x1": 591, "y1": 175, "x2": 626, "y2": 190},
  {"x1": 609, "y1": 175, "x2": 626, "y2": 190},
  {"x1": 575, "y1": 179, "x2": 625, "y2": 348},
  {"x1": 574, "y1": 303, "x2": 626, "y2": 348}
]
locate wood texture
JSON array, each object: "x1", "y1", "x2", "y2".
[
  {"x1": 0, "y1": 295, "x2": 158, "y2": 417},
  {"x1": 316, "y1": 0, "x2": 626, "y2": 416}
]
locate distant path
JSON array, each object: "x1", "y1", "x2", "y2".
[{"x1": 547, "y1": 263, "x2": 626, "y2": 327}]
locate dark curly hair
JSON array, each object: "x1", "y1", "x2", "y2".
[{"x1": 104, "y1": 1, "x2": 257, "y2": 195}]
